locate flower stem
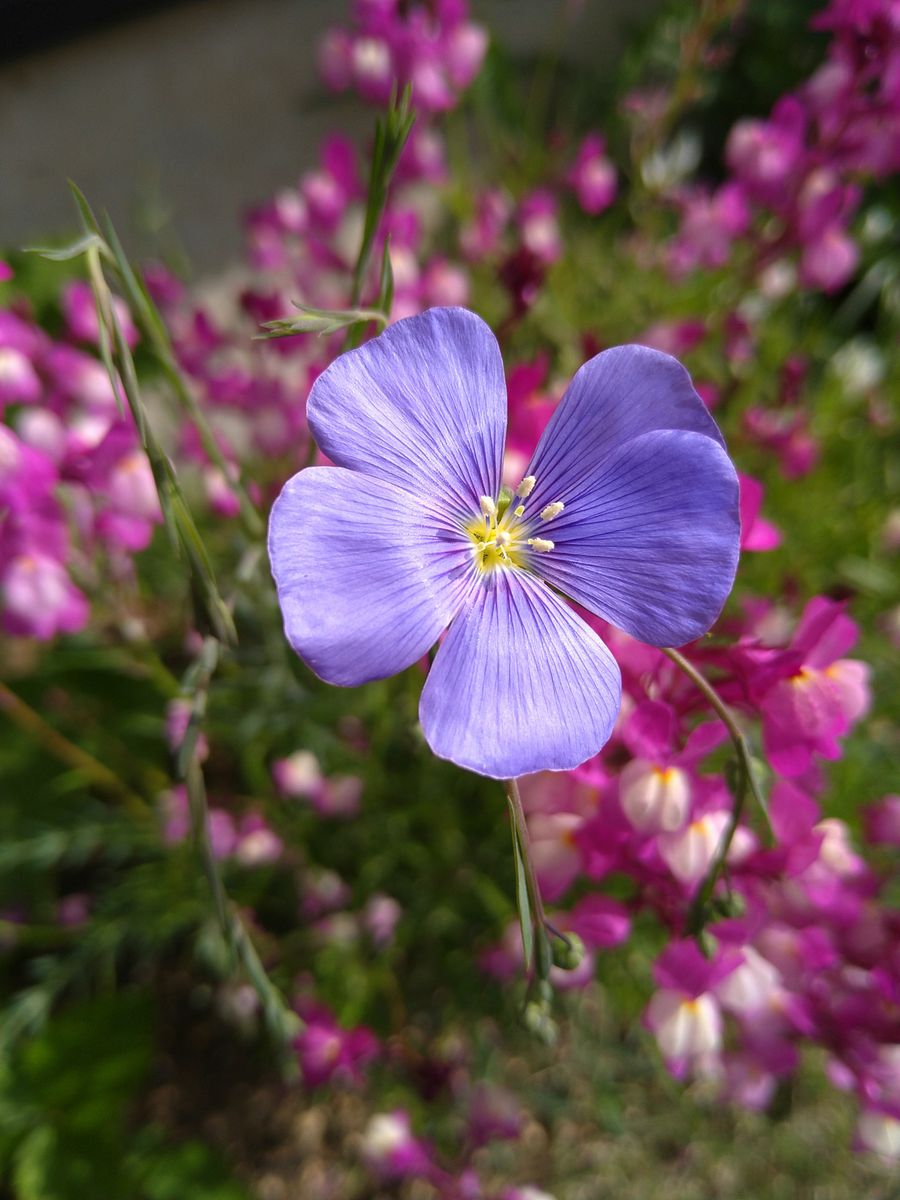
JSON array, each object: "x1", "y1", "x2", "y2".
[
  {"x1": 0, "y1": 680, "x2": 149, "y2": 819},
  {"x1": 179, "y1": 638, "x2": 300, "y2": 1063},
  {"x1": 661, "y1": 646, "x2": 769, "y2": 821},
  {"x1": 505, "y1": 777, "x2": 552, "y2": 981},
  {"x1": 685, "y1": 766, "x2": 746, "y2": 937},
  {"x1": 662, "y1": 645, "x2": 769, "y2": 938}
]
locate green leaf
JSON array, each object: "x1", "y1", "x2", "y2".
[
  {"x1": 377, "y1": 235, "x2": 394, "y2": 317},
  {"x1": 24, "y1": 233, "x2": 104, "y2": 261}
]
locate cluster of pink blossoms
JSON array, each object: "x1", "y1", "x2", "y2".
[
  {"x1": 149, "y1": 112, "x2": 617, "y2": 490},
  {"x1": 474, "y1": 585, "x2": 896, "y2": 1157},
  {"x1": 143, "y1": 0, "x2": 892, "y2": 1163},
  {"x1": 318, "y1": 0, "x2": 488, "y2": 113},
  {"x1": 667, "y1": 0, "x2": 900, "y2": 291},
  {"x1": 0, "y1": 277, "x2": 160, "y2": 639}
]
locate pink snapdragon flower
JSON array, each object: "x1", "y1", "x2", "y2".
[
  {"x1": 518, "y1": 190, "x2": 563, "y2": 265},
  {"x1": 1, "y1": 553, "x2": 89, "y2": 640},
  {"x1": 319, "y1": 1, "x2": 487, "y2": 114},
  {"x1": 293, "y1": 1000, "x2": 378, "y2": 1088},
  {"x1": 0, "y1": 344, "x2": 41, "y2": 407},
  {"x1": 667, "y1": 182, "x2": 750, "y2": 276},
  {"x1": 617, "y1": 700, "x2": 726, "y2": 835},
  {"x1": 62, "y1": 280, "x2": 139, "y2": 349},
  {"x1": 362, "y1": 893, "x2": 402, "y2": 946},
  {"x1": 799, "y1": 224, "x2": 859, "y2": 292},
  {"x1": 566, "y1": 134, "x2": 617, "y2": 215},
  {"x1": 360, "y1": 1110, "x2": 434, "y2": 1181},
  {"x1": 657, "y1": 807, "x2": 755, "y2": 886},
  {"x1": 864, "y1": 796, "x2": 900, "y2": 847},
  {"x1": 739, "y1": 473, "x2": 781, "y2": 551},
  {"x1": 566, "y1": 894, "x2": 631, "y2": 950},
  {"x1": 272, "y1": 750, "x2": 323, "y2": 798},
  {"x1": 726, "y1": 103, "x2": 806, "y2": 200},
  {"x1": 234, "y1": 814, "x2": 283, "y2": 865},
  {"x1": 756, "y1": 598, "x2": 871, "y2": 778},
  {"x1": 272, "y1": 750, "x2": 363, "y2": 817},
  {"x1": 645, "y1": 941, "x2": 737, "y2": 1075},
  {"x1": 460, "y1": 188, "x2": 512, "y2": 260}
]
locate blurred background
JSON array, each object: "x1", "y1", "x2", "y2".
[{"x1": 2, "y1": 0, "x2": 662, "y2": 269}]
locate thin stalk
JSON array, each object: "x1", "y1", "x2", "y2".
[
  {"x1": 178, "y1": 637, "x2": 300, "y2": 1062},
  {"x1": 0, "y1": 681, "x2": 149, "y2": 819},
  {"x1": 662, "y1": 645, "x2": 769, "y2": 937},
  {"x1": 505, "y1": 777, "x2": 546, "y2": 929},
  {"x1": 505, "y1": 777, "x2": 552, "y2": 981},
  {"x1": 662, "y1": 646, "x2": 769, "y2": 821},
  {"x1": 185, "y1": 759, "x2": 231, "y2": 937},
  {"x1": 686, "y1": 760, "x2": 747, "y2": 936}
]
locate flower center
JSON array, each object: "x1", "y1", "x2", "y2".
[{"x1": 466, "y1": 475, "x2": 564, "y2": 573}]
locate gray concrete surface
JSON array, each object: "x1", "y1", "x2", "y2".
[{"x1": 1, "y1": 0, "x2": 662, "y2": 274}]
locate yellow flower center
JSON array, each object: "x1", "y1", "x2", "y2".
[
  {"x1": 466, "y1": 511, "x2": 528, "y2": 572},
  {"x1": 465, "y1": 475, "x2": 564, "y2": 574}
]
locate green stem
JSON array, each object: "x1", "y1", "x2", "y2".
[
  {"x1": 662, "y1": 645, "x2": 768, "y2": 936},
  {"x1": 179, "y1": 638, "x2": 300, "y2": 1062},
  {"x1": 662, "y1": 646, "x2": 768, "y2": 820},
  {"x1": 505, "y1": 777, "x2": 552, "y2": 980},
  {"x1": 686, "y1": 762, "x2": 747, "y2": 937}
]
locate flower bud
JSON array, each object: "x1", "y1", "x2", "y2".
[
  {"x1": 523, "y1": 999, "x2": 558, "y2": 1046},
  {"x1": 551, "y1": 932, "x2": 585, "y2": 971}
]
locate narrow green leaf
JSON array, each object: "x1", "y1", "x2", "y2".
[
  {"x1": 378, "y1": 236, "x2": 394, "y2": 317},
  {"x1": 510, "y1": 820, "x2": 533, "y2": 971},
  {"x1": 24, "y1": 233, "x2": 104, "y2": 261},
  {"x1": 67, "y1": 180, "x2": 102, "y2": 235}
]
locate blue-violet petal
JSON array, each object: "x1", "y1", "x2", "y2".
[
  {"x1": 523, "y1": 344, "x2": 726, "y2": 519},
  {"x1": 533, "y1": 428, "x2": 740, "y2": 647},
  {"x1": 307, "y1": 307, "x2": 506, "y2": 518},
  {"x1": 420, "y1": 570, "x2": 622, "y2": 778},
  {"x1": 268, "y1": 466, "x2": 475, "y2": 686}
]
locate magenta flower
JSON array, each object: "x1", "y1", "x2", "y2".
[
  {"x1": 566, "y1": 133, "x2": 618, "y2": 216},
  {"x1": 268, "y1": 308, "x2": 739, "y2": 779},
  {"x1": 293, "y1": 1000, "x2": 378, "y2": 1089},
  {"x1": 757, "y1": 597, "x2": 871, "y2": 778}
]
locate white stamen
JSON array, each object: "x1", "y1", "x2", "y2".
[
  {"x1": 513, "y1": 504, "x2": 525, "y2": 517},
  {"x1": 516, "y1": 475, "x2": 536, "y2": 498},
  {"x1": 480, "y1": 495, "x2": 497, "y2": 517},
  {"x1": 496, "y1": 530, "x2": 512, "y2": 547},
  {"x1": 540, "y1": 501, "x2": 565, "y2": 521},
  {"x1": 528, "y1": 537, "x2": 555, "y2": 553}
]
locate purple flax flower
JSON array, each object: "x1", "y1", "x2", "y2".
[{"x1": 268, "y1": 308, "x2": 739, "y2": 779}]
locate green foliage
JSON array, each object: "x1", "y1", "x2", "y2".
[{"x1": 0, "y1": 991, "x2": 247, "y2": 1199}]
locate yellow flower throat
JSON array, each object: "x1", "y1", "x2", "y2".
[{"x1": 466, "y1": 475, "x2": 563, "y2": 574}]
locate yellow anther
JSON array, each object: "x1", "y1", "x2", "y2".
[
  {"x1": 527, "y1": 537, "x2": 555, "y2": 553},
  {"x1": 516, "y1": 475, "x2": 537, "y2": 499},
  {"x1": 513, "y1": 504, "x2": 525, "y2": 517},
  {"x1": 540, "y1": 501, "x2": 565, "y2": 521}
]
